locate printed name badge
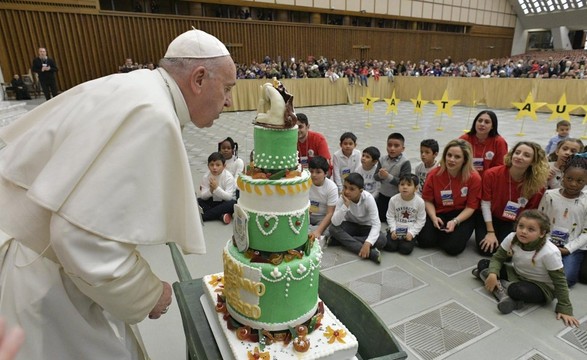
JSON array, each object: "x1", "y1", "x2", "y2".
[
  {"x1": 342, "y1": 168, "x2": 351, "y2": 179},
  {"x1": 550, "y1": 226, "x2": 570, "y2": 247},
  {"x1": 473, "y1": 158, "x2": 484, "y2": 171},
  {"x1": 441, "y1": 190, "x2": 454, "y2": 206},
  {"x1": 396, "y1": 226, "x2": 408, "y2": 237},
  {"x1": 502, "y1": 200, "x2": 521, "y2": 221},
  {"x1": 309, "y1": 200, "x2": 319, "y2": 214},
  {"x1": 300, "y1": 156, "x2": 308, "y2": 168}
]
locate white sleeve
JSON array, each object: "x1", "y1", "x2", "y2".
[
  {"x1": 213, "y1": 172, "x2": 236, "y2": 201},
  {"x1": 481, "y1": 200, "x2": 492, "y2": 222},
  {"x1": 332, "y1": 154, "x2": 343, "y2": 191},
  {"x1": 200, "y1": 173, "x2": 212, "y2": 199},
  {"x1": 410, "y1": 198, "x2": 427, "y2": 237},
  {"x1": 386, "y1": 197, "x2": 396, "y2": 230},
  {"x1": 50, "y1": 214, "x2": 162, "y2": 324},
  {"x1": 330, "y1": 197, "x2": 348, "y2": 226}
]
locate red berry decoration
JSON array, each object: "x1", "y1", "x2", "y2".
[
  {"x1": 295, "y1": 220, "x2": 301, "y2": 226},
  {"x1": 264, "y1": 221, "x2": 270, "y2": 228}
]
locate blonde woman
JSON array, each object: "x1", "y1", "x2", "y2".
[
  {"x1": 476, "y1": 142, "x2": 549, "y2": 256},
  {"x1": 418, "y1": 139, "x2": 482, "y2": 255}
]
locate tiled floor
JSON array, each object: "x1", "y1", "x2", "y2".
[{"x1": 7, "y1": 95, "x2": 587, "y2": 359}]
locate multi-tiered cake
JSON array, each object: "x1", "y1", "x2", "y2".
[{"x1": 202, "y1": 80, "x2": 357, "y2": 359}]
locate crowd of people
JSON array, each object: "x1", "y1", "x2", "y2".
[
  {"x1": 234, "y1": 49, "x2": 587, "y2": 81},
  {"x1": 198, "y1": 109, "x2": 587, "y2": 329}
]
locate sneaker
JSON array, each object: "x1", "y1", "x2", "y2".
[
  {"x1": 472, "y1": 268, "x2": 480, "y2": 279},
  {"x1": 222, "y1": 213, "x2": 232, "y2": 224},
  {"x1": 497, "y1": 297, "x2": 524, "y2": 314},
  {"x1": 370, "y1": 248, "x2": 381, "y2": 264}
]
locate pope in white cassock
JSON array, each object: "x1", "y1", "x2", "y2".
[{"x1": 0, "y1": 29, "x2": 237, "y2": 359}]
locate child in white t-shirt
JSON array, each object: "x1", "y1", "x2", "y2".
[
  {"x1": 414, "y1": 139, "x2": 439, "y2": 195},
  {"x1": 309, "y1": 156, "x2": 338, "y2": 241},
  {"x1": 354, "y1": 146, "x2": 381, "y2": 199},
  {"x1": 472, "y1": 210, "x2": 578, "y2": 327},
  {"x1": 332, "y1": 132, "x2": 362, "y2": 193},
  {"x1": 198, "y1": 152, "x2": 236, "y2": 224},
  {"x1": 385, "y1": 174, "x2": 426, "y2": 255}
]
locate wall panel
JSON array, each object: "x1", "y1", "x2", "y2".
[{"x1": 0, "y1": 9, "x2": 513, "y2": 90}]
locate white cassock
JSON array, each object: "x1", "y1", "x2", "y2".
[{"x1": 0, "y1": 68, "x2": 205, "y2": 359}]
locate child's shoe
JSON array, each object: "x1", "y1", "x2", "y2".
[
  {"x1": 222, "y1": 213, "x2": 232, "y2": 224},
  {"x1": 370, "y1": 248, "x2": 381, "y2": 264}
]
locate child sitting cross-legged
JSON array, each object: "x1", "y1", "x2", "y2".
[
  {"x1": 385, "y1": 174, "x2": 426, "y2": 255},
  {"x1": 329, "y1": 173, "x2": 387, "y2": 264},
  {"x1": 197, "y1": 152, "x2": 237, "y2": 224},
  {"x1": 472, "y1": 209, "x2": 579, "y2": 327}
]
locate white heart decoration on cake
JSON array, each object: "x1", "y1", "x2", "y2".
[
  {"x1": 288, "y1": 212, "x2": 305, "y2": 235},
  {"x1": 256, "y1": 214, "x2": 279, "y2": 236}
]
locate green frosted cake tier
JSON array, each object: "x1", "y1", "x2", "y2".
[
  {"x1": 253, "y1": 125, "x2": 298, "y2": 171},
  {"x1": 223, "y1": 240, "x2": 321, "y2": 331}
]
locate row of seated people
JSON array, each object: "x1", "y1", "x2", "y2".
[
  {"x1": 195, "y1": 111, "x2": 585, "y2": 327},
  {"x1": 235, "y1": 49, "x2": 587, "y2": 80},
  {"x1": 118, "y1": 58, "x2": 157, "y2": 73}
]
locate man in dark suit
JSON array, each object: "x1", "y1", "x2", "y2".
[{"x1": 31, "y1": 47, "x2": 58, "y2": 100}]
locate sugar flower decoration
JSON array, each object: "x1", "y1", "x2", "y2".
[
  {"x1": 323, "y1": 326, "x2": 347, "y2": 344},
  {"x1": 247, "y1": 346, "x2": 270, "y2": 360}
]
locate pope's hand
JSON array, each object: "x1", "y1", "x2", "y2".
[{"x1": 148, "y1": 281, "x2": 172, "y2": 319}]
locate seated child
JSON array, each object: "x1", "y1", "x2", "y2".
[
  {"x1": 374, "y1": 133, "x2": 411, "y2": 222},
  {"x1": 414, "y1": 139, "x2": 439, "y2": 195},
  {"x1": 332, "y1": 132, "x2": 362, "y2": 193},
  {"x1": 329, "y1": 173, "x2": 387, "y2": 264},
  {"x1": 197, "y1": 152, "x2": 236, "y2": 224},
  {"x1": 547, "y1": 138, "x2": 583, "y2": 189},
  {"x1": 545, "y1": 120, "x2": 570, "y2": 155},
  {"x1": 539, "y1": 155, "x2": 587, "y2": 287},
  {"x1": 385, "y1": 174, "x2": 426, "y2": 255},
  {"x1": 472, "y1": 210, "x2": 579, "y2": 327},
  {"x1": 355, "y1": 146, "x2": 381, "y2": 199},
  {"x1": 218, "y1": 136, "x2": 244, "y2": 178},
  {"x1": 308, "y1": 156, "x2": 339, "y2": 242}
]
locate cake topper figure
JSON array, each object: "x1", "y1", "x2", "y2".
[{"x1": 255, "y1": 78, "x2": 297, "y2": 128}]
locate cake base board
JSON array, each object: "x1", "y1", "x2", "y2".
[{"x1": 202, "y1": 273, "x2": 358, "y2": 360}]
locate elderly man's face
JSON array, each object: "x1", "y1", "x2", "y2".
[
  {"x1": 189, "y1": 57, "x2": 236, "y2": 128},
  {"x1": 38, "y1": 48, "x2": 47, "y2": 57}
]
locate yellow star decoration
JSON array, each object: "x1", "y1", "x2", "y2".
[
  {"x1": 360, "y1": 91, "x2": 379, "y2": 112},
  {"x1": 432, "y1": 89, "x2": 460, "y2": 116},
  {"x1": 384, "y1": 90, "x2": 400, "y2": 115},
  {"x1": 546, "y1": 93, "x2": 580, "y2": 121},
  {"x1": 323, "y1": 326, "x2": 347, "y2": 344},
  {"x1": 410, "y1": 90, "x2": 429, "y2": 115},
  {"x1": 512, "y1": 92, "x2": 546, "y2": 121}
]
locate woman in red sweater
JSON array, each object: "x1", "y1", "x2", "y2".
[
  {"x1": 459, "y1": 110, "x2": 508, "y2": 178},
  {"x1": 419, "y1": 139, "x2": 481, "y2": 255},
  {"x1": 475, "y1": 141, "x2": 549, "y2": 256}
]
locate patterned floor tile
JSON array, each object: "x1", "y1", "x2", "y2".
[
  {"x1": 344, "y1": 266, "x2": 428, "y2": 306},
  {"x1": 418, "y1": 248, "x2": 482, "y2": 277},
  {"x1": 320, "y1": 246, "x2": 359, "y2": 270},
  {"x1": 557, "y1": 315, "x2": 587, "y2": 355},
  {"x1": 515, "y1": 349, "x2": 553, "y2": 360},
  {"x1": 389, "y1": 300, "x2": 498, "y2": 360}
]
